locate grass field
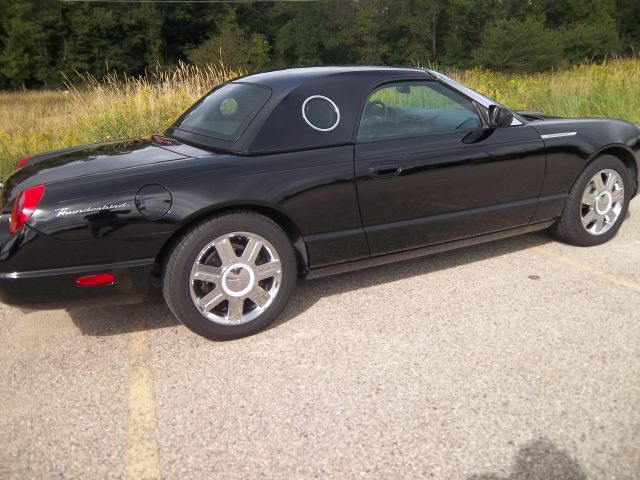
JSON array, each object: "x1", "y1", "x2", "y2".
[{"x1": 1, "y1": 58, "x2": 639, "y2": 179}]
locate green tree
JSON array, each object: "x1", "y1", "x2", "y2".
[
  {"x1": 61, "y1": 3, "x2": 163, "y2": 78},
  {"x1": 271, "y1": 3, "x2": 336, "y2": 66},
  {"x1": 0, "y1": 0, "x2": 61, "y2": 88},
  {"x1": 158, "y1": 2, "x2": 234, "y2": 66},
  {"x1": 473, "y1": 17, "x2": 563, "y2": 72},
  {"x1": 562, "y1": 17, "x2": 620, "y2": 62},
  {"x1": 439, "y1": 0, "x2": 486, "y2": 67},
  {"x1": 543, "y1": 0, "x2": 620, "y2": 62},
  {"x1": 188, "y1": 26, "x2": 250, "y2": 70},
  {"x1": 247, "y1": 33, "x2": 271, "y2": 72},
  {"x1": 2, "y1": 0, "x2": 640, "y2": 88},
  {"x1": 188, "y1": 27, "x2": 270, "y2": 73},
  {"x1": 353, "y1": 1, "x2": 390, "y2": 64},
  {"x1": 616, "y1": 0, "x2": 640, "y2": 53},
  {"x1": 386, "y1": 0, "x2": 441, "y2": 65}
]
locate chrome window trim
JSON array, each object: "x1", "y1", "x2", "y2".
[
  {"x1": 427, "y1": 70, "x2": 523, "y2": 126},
  {"x1": 302, "y1": 95, "x2": 341, "y2": 132}
]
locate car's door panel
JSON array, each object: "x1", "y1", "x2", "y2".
[{"x1": 355, "y1": 126, "x2": 546, "y2": 256}]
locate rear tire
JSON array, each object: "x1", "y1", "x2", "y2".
[
  {"x1": 553, "y1": 155, "x2": 630, "y2": 246},
  {"x1": 162, "y1": 211, "x2": 297, "y2": 340}
]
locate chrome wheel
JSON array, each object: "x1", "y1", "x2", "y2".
[
  {"x1": 581, "y1": 169, "x2": 624, "y2": 235},
  {"x1": 189, "y1": 231, "x2": 282, "y2": 325}
]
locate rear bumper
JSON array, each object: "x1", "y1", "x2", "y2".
[
  {"x1": 0, "y1": 258, "x2": 156, "y2": 310},
  {"x1": 0, "y1": 210, "x2": 166, "y2": 310}
]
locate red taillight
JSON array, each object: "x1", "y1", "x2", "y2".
[
  {"x1": 75, "y1": 273, "x2": 115, "y2": 286},
  {"x1": 16, "y1": 155, "x2": 32, "y2": 169},
  {"x1": 9, "y1": 184, "x2": 46, "y2": 235}
]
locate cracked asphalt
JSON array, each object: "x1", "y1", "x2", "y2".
[{"x1": 1, "y1": 212, "x2": 639, "y2": 479}]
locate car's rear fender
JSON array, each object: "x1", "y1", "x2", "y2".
[{"x1": 153, "y1": 203, "x2": 311, "y2": 278}]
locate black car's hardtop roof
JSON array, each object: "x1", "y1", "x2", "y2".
[
  {"x1": 238, "y1": 65, "x2": 434, "y2": 89},
  {"x1": 167, "y1": 66, "x2": 437, "y2": 155}
]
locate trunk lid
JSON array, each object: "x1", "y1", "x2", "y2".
[{"x1": 2, "y1": 139, "x2": 189, "y2": 211}]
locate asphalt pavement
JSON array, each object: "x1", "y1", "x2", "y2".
[{"x1": 1, "y1": 212, "x2": 639, "y2": 479}]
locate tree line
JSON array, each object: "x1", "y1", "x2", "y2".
[{"x1": 1, "y1": 0, "x2": 639, "y2": 89}]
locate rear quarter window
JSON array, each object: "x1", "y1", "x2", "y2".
[{"x1": 173, "y1": 83, "x2": 271, "y2": 141}]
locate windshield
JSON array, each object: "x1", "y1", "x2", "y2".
[{"x1": 172, "y1": 83, "x2": 271, "y2": 141}]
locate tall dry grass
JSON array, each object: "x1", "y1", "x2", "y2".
[
  {"x1": 453, "y1": 57, "x2": 640, "y2": 121},
  {"x1": 1, "y1": 58, "x2": 639, "y2": 179},
  {"x1": 0, "y1": 62, "x2": 241, "y2": 178}
]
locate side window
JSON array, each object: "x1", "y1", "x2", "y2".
[{"x1": 358, "y1": 81, "x2": 482, "y2": 141}]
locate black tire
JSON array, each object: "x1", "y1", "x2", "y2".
[
  {"x1": 553, "y1": 154, "x2": 631, "y2": 246},
  {"x1": 162, "y1": 211, "x2": 297, "y2": 340}
]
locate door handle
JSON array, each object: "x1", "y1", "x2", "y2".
[{"x1": 369, "y1": 163, "x2": 402, "y2": 177}]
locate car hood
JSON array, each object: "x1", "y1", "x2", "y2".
[
  {"x1": 2, "y1": 139, "x2": 188, "y2": 208},
  {"x1": 526, "y1": 116, "x2": 639, "y2": 134},
  {"x1": 518, "y1": 111, "x2": 640, "y2": 135}
]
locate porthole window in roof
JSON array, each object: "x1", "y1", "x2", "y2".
[{"x1": 302, "y1": 96, "x2": 340, "y2": 131}]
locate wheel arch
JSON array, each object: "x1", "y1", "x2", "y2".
[
  {"x1": 590, "y1": 145, "x2": 639, "y2": 196},
  {"x1": 153, "y1": 203, "x2": 310, "y2": 279}
]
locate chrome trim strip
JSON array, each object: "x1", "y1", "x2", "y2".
[{"x1": 540, "y1": 132, "x2": 578, "y2": 139}]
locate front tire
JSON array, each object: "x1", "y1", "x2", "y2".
[
  {"x1": 553, "y1": 155, "x2": 630, "y2": 246},
  {"x1": 163, "y1": 212, "x2": 297, "y2": 340}
]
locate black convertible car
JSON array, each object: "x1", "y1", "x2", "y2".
[{"x1": 1, "y1": 67, "x2": 638, "y2": 340}]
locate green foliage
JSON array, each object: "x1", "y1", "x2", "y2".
[
  {"x1": 0, "y1": 0, "x2": 638, "y2": 87},
  {"x1": 474, "y1": 17, "x2": 562, "y2": 72},
  {"x1": 247, "y1": 33, "x2": 271, "y2": 72},
  {"x1": 562, "y1": 17, "x2": 621, "y2": 63},
  {"x1": 61, "y1": 3, "x2": 164, "y2": 77},
  {"x1": 187, "y1": 26, "x2": 271, "y2": 73},
  {"x1": 616, "y1": 0, "x2": 640, "y2": 52},
  {"x1": 188, "y1": 27, "x2": 249, "y2": 70},
  {"x1": 0, "y1": 0, "x2": 61, "y2": 88},
  {"x1": 354, "y1": 1, "x2": 390, "y2": 64},
  {"x1": 271, "y1": 3, "x2": 336, "y2": 66}
]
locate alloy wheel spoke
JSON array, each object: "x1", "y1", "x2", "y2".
[
  {"x1": 197, "y1": 287, "x2": 225, "y2": 311},
  {"x1": 190, "y1": 231, "x2": 283, "y2": 326},
  {"x1": 581, "y1": 169, "x2": 625, "y2": 236},
  {"x1": 215, "y1": 237, "x2": 237, "y2": 265},
  {"x1": 593, "y1": 173, "x2": 605, "y2": 192},
  {"x1": 242, "y1": 237, "x2": 263, "y2": 265},
  {"x1": 249, "y1": 285, "x2": 270, "y2": 308},
  {"x1": 582, "y1": 209, "x2": 596, "y2": 227},
  {"x1": 227, "y1": 297, "x2": 244, "y2": 322},
  {"x1": 611, "y1": 188, "x2": 624, "y2": 203},
  {"x1": 255, "y1": 260, "x2": 281, "y2": 280},
  {"x1": 192, "y1": 264, "x2": 221, "y2": 283},
  {"x1": 581, "y1": 190, "x2": 597, "y2": 206}
]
